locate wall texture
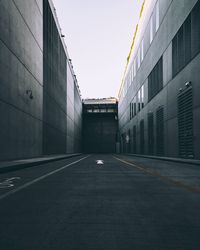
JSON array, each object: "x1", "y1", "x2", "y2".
[
  {"x1": 73, "y1": 81, "x2": 82, "y2": 153},
  {"x1": 0, "y1": 0, "x2": 82, "y2": 160},
  {"x1": 83, "y1": 113, "x2": 118, "y2": 153},
  {"x1": 0, "y1": 0, "x2": 43, "y2": 160},
  {"x1": 118, "y1": 0, "x2": 200, "y2": 159},
  {"x1": 43, "y1": 0, "x2": 67, "y2": 154},
  {"x1": 83, "y1": 99, "x2": 118, "y2": 153}
]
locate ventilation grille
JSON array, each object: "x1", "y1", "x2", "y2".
[
  {"x1": 148, "y1": 113, "x2": 154, "y2": 155},
  {"x1": 128, "y1": 129, "x2": 131, "y2": 153},
  {"x1": 178, "y1": 87, "x2": 194, "y2": 158},
  {"x1": 133, "y1": 125, "x2": 137, "y2": 153},
  {"x1": 156, "y1": 107, "x2": 164, "y2": 156},
  {"x1": 140, "y1": 120, "x2": 145, "y2": 154}
]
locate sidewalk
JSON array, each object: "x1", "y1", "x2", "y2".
[
  {"x1": 125, "y1": 153, "x2": 200, "y2": 166},
  {"x1": 0, "y1": 154, "x2": 82, "y2": 174}
]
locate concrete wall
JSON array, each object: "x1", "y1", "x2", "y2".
[
  {"x1": 65, "y1": 60, "x2": 82, "y2": 153},
  {"x1": 0, "y1": 0, "x2": 43, "y2": 160},
  {"x1": 118, "y1": 0, "x2": 200, "y2": 159},
  {"x1": 83, "y1": 113, "x2": 118, "y2": 153},
  {"x1": 0, "y1": 0, "x2": 82, "y2": 160},
  {"x1": 66, "y1": 61, "x2": 75, "y2": 153},
  {"x1": 43, "y1": 0, "x2": 67, "y2": 154},
  {"x1": 74, "y1": 82, "x2": 82, "y2": 153}
]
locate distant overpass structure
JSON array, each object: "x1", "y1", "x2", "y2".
[{"x1": 83, "y1": 98, "x2": 119, "y2": 153}]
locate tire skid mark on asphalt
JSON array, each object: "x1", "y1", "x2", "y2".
[
  {"x1": 113, "y1": 155, "x2": 200, "y2": 194},
  {"x1": 0, "y1": 155, "x2": 90, "y2": 201}
]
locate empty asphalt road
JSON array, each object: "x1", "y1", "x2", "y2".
[{"x1": 0, "y1": 154, "x2": 200, "y2": 250}]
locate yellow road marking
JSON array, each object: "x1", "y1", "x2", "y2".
[{"x1": 113, "y1": 156, "x2": 200, "y2": 194}]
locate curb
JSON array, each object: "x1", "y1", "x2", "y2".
[
  {"x1": 123, "y1": 154, "x2": 200, "y2": 166},
  {"x1": 0, "y1": 154, "x2": 82, "y2": 174}
]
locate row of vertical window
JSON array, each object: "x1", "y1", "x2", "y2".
[
  {"x1": 122, "y1": 0, "x2": 160, "y2": 99},
  {"x1": 127, "y1": 54, "x2": 163, "y2": 123},
  {"x1": 148, "y1": 56, "x2": 163, "y2": 101},
  {"x1": 123, "y1": 84, "x2": 194, "y2": 158},
  {"x1": 127, "y1": 0, "x2": 200, "y2": 102},
  {"x1": 129, "y1": 85, "x2": 144, "y2": 120},
  {"x1": 172, "y1": 0, "x2": 200, "y2": 77},
  {"x1": 129, "y1": 0, "x2": 200, "y2": 105},
  {"x1": 124, "y1": 0, "x2": 200, "y2": 103},
  {"x1": 122, "y1": 106, "x2": 164, "y2": 156}
]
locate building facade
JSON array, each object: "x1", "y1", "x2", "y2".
[
  {"x1": 83, "y1": 98, "x2": 118, "y2": 153},
  {"x1": 118, "y1": 0, "x2": 200, "y2": 159},
  {"x1": 0, "y1": 0, "x2": 82, "y2": 161}
]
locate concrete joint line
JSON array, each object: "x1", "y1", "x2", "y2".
[{"x1": 0, "y1": 155, "x2": 90, "y2": 201}]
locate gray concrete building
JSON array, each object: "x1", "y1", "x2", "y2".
[
  {"x1": 118, "y1": 0, "x2": 200, "y2": 159},
  {"x1": 0, "y1": 0, "x2": 82, "y2": 161},
  {"x1": 83, "y1": 98, "x2": 118, "y2": 153},
  {"x1": 67, "y1": 60, "x2": 82, "y2": 154}
]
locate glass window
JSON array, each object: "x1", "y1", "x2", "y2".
[
  {"x1": 138, "y1": 47, "x2": 141, "y2": 69},
  {"x1": 191, "y1": 1, "x2": 200, "y2": 57},
  {"x1": 134, "y1": 59, "x2": 136, "y2": 77},
  {"x1": 156, "y1": 1, "x2": 159, "y2": 32},
  {"x1": 148, "y1": 56, "x2": 163, "y2": 101},
  {"x1": 134, "y1": 97, "x2": 137, "y2": 115},
  {"x1": 150, "y1": 16, "x2": 153, "y2": 43},
  {"x1": 129, "y1": 72, "x2": 131, "y2": 87},
  {"x1": 127, "y1": 75, "x2": 129, "y2": 88},
  {"x1": 107, "y1": 109, "x2": 115, "y2": 113},
  {"x1": 130, "y1": 68, "x2": 132, "y2": 83},
  {"x1": 141, "y1": 85, "x2": 144, "y2": 108},
  {"x1": 124, "y1": 79, "x2": 127, "y2": 95},
  {"x1": 138, "y1": 90, "x2": 141, "y2": 112},
  {"x1": 131, "y1": 64, "x2": 134, "y2": 81},
  {"x1": 132, "y1": 103, "x2": 134, "y2": 117},
  {"x1": 141, "y1": 39, "x2": 144, "y2": 61},
  {"x1": 172, "y1": 14, "x2": 192, "y2": 76}
]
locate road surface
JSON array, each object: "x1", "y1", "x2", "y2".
[{"x1": 0, "y1": 154, "x2": 200, "y2": 250}]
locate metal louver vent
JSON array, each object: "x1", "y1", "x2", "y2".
[
  {"x1": 148, "y1": 113, "x2": 154, "y2": 155},
  {"x1": 156, "y1": 106, "x2": 164, "y2": 156},
  {"x1": 128, "y1": 129, "x2": 131, "y2": 153},
  {"x1": 133, "y1": 125, "x2": 137, "y2": 153},
  {"x1": 178, "y1": 86, "x2": 194, "y2": 158},
  {"x1": 140, "y1": 120, "x2": 145, "y2": 154}
]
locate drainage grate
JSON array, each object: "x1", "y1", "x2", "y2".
[{"x1": 178, "y1": 86, "x2": 194, "y2": 158}]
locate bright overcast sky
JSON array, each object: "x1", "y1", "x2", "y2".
[{"x1": 52, "y1": 0, "x2": 143, "y2": 99}]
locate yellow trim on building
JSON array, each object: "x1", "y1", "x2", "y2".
[{"x1": 118, "y1": 0, "x2": 146, "y2": 98}]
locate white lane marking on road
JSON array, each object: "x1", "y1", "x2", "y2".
[
  {"x1": 96, "y1": 160, "x2": 104, "y2": 165},
  {"x1": 0, "y1": 177, "x2": 21, "y2": 189},
  {"x1": 0, "y1": 155, "x2": 90, "y2": 200}
]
